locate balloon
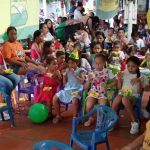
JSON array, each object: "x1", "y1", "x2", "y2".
[{"x1": 28, "y1": 103, "x2": 49, "y2": 123}]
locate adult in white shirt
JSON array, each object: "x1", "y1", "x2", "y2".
[
  {"x1": 40, "y1": 23, "x2": 54, "y2": 41},
  {"x1": 74, "y1": 2, "x2": 83, "y2": 20}
]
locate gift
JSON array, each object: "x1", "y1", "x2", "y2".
[
  {"x1": 89, "y1": 90, "x2": 99, "y2": 98},
  {"x1": 4, "y1": 69, "x2": 13, "y2": 74},
  {"x1": 43, "y1": 87, "x2": 52, "y2": 92},
  {"x1": 120, "y1": 88, "x2": 132, "y2": 96}
]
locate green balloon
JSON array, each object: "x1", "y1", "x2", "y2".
[{"x1": 28, "y1": 104, "x2": 49, "y2": 123}]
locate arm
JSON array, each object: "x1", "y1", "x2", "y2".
[
  {"x1": 25, "y1": 56, "x2": 38, "y2": 65},
  {"x1": 121, "y1": 132, "x2": 145, "y2": 150},
  {"x1": 74, "y1": 71, "x2": 85, "y2": 84},
  {"x1": 62, "y1": 72, "x2": 67, "y2": 86},
  {"x1": 106, "y1": 78, "x2": 117, "y2": 88},
  {"x1": 5, "y1": 58, "x2": 26, "y2": 66}
]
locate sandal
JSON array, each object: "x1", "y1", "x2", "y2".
[
  {"x1": 84, "y1": 117, "x2": 94, "y2": 127},
  {"x1": 52, "y1": 116, "x2": 62, "y2": 124}
]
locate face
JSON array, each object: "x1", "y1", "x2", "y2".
[
  {"x1": 37, "y1": 32, "x2": 44, "y2": 42},
  {"x1": 68, "y1": 59, "x2": 77, "y2": 70},
  {"x1": 8, "y1": 29, "x2": 17, "y2": 42},
  {"x1": 77, "y1": 29, "x2": 82, "y2": 35},
  {"x1": 42, "y1": 24, "x2": 48, "y2": 33},
  {"x1": 57, "y1": 55, "x2": 65, "y2": 64},
  {"x1": 48, "y1": 59, "x2": 58, "y2": 71},
  {"x1": 129, "y1": 50, "x2": 136, "y2": 56},
  {"x1": 127, "y1": 61, "x2": 138, "y2": 74},
  {"x1": 96, "y1": 35, "x2": 104, "y2": 43},
  {"x1": 50, "y1": 43, "x2": 55, "y2": 52},
  {"x1": 94, "y1": 57, "x2": 105, "y2": 70},
  {"x1": 118, "y1": 30, "x2": 125, "y2": 37},
  {"x1": 47, "y1": 20, "x2": 52, "y2": 28},
  {"x1": 108, "y1": 29, "x2": 113, "y2": 36},
  {"x1": 93, "y1": 44, "x2": 102, "y2": 54},
  {"x1": 113, "y1": 44, "x2": 121, "y2": 52},
  {"x1": 57, "y1": 17, "x2": 62, "y2": 24}
]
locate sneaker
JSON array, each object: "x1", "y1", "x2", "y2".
[
  {"x1": 142, "y1": 109, "x2": 150, "y2": 119},
  {"x1": 0, "y1": 112, "x2": 10, "y2": 121},
  {"x1": 130, "y1": 122, "x2": 139, "y2": 134}
]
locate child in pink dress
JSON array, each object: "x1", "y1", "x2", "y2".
[{"x1": 35, "y1": 56, "x2": 61, "y2": 112}]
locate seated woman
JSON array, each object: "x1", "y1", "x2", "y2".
[{"x1": 2, "y1": 27, "x2": 44, "y2": 75}]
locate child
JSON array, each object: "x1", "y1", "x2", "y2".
[
  {"x1": 84, "y1": 54, "x2": 116, "y2": 126},
  {"x1": 42, "y1": 41, "x2": 55, "y2": 61},
  {"x1": 112, "y1": 56, "x2": 142, "y2": 134},
  {"x1": 126, "y1": 46, "x2": 137, "y2": 58},
  {"x1": 35, "y1": 56, "x2": 61, "y2": 113},
  {"x1": 109, "y1": 41, "x2": 125, "y2": 69},
  {"x1": 90, "y1": 42, "x2": 103, "y2": 67},
  {"x1": 56, "y1": 51, "x2": 66, "y2": 71},
  {"x1": 52, "y1": 54, "x2": 86, "y2": 123}
]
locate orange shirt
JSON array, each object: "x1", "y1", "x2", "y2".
[{"x1": 2, "y1": 41, "x2": 26, "y2": 62}]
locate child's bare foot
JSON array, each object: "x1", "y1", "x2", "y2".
[
  {"x1": 84, "y1": 117, "x2": 94, "y2": 127},
  {"x1": 52, "y1": 116, "x2": 62, "y2": 124}
]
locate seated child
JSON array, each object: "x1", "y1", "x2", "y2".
[
  {"x1": 35, "y1": 56, "x2": 61, "y2": 114},
  {"x1": 109, "y1": 40, "x2": 125, "y2": 70},
  {"x1": 52, "y1": 53, "x2": 86, "y2": 123},
  {"x1": 56, "y1": 51, "x2": 66, "y2": 71},
  {"x1": 112, "y1": 56, "x2": 142, "y2": 134},
  {"x1": 84, "y1": 53, "x2": 116, "y2": 126}
]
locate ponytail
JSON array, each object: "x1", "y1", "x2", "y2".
[{"x1": 136, "y1": 68, "x2": 140, "y2": 78}]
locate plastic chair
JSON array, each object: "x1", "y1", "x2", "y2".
[
  {"x1": 70, "y1": 105, "x2": 118, "y2": 150},
  {"x1": 0, "y1": 86, "x2": 14, "y2": 127},
  {"x1": 33, "y1": 140, "x2": 73, "y2": 150},
  {"x1": 17, "y1": 70, "x2": 42, "y2": 103}
]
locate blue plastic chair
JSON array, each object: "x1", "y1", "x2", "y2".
[
  {"x1": 0, "y1": 86, "x2": 14, "y2": 127},
  {"x1": 33, "y1": 140, "x2": 74, "y2": 150},
  {"x1": 70, "y1": 105, "x2": 118, "y2": 150}
]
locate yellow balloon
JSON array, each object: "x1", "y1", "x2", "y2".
[{"x1": 147, "y1": 9, "x2": 150, "y2": 28}]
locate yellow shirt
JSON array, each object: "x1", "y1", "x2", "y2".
[{"x1": 143, "y1": 120, "x2": 150, "y2": 150}]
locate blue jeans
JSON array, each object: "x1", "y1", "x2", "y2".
[{"x1": 0, "y1": 73, "x2": 20, "y2": 95}]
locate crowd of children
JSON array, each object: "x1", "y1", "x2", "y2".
[{"x1": 0, "y1": 3, "x2": 150, "y2": 149}]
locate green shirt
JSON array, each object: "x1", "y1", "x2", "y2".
[{"x1": 56, "y1": 22, "x2": 66, "y2": 40}]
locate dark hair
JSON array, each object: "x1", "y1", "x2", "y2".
[
  {"x1": 77, "y1": 1, "x2": 83, "y2": 7},
  {"x1": 44, "y1": 19, "x2": 55, "y2": 36},
  {"x1": 95, "y1": 31, "x2": 105, "y2": 39},
  {"x1": 76, "y1": 23, "x2": 85, "y2": 31},
  {"x1": 113, "y1": 40, "x2": 121, "y2": 47},
  {"x1": 126, "y1": 46, "x2": 137, "y2": 55},
  {"x1": 118, "y1": 28, "x2": 125, "y2": 32},
  {"x1": 74, "y1": 42, "x2": 82, "y2": 51},
  {"x1": 126, "y1": 56, "x2": 141, "y2": 78},
  {"x1": 39, "y1": 23, "x2": 44, "y2": 30},
  {"x1": 108, "y1": 27, "x2": 114, "y2": 33},
  {"x1": 7, "y1": 26, "x2": 17, "y2": 35},
  {"x1": 43, "y1": 41, "x2": 53, "y2": 60},
  {"x1": 61, "y1": 17, "x2": 67, "y2": 23},
  {"x1": 67, "y1": 57, "x2": 80, "y2": 65},
  {"x1": 46, "y1": 56, "x2": 56, "y2": 65},
  {"x1": 90, "y1": 42, "x2": 102, "y2": 54},
  {"x1": 95, "y1": 53, "x2": 106, "y2": 62},
  {"x1": 33, "y1": 30, "x2": 42, "y2": 41},
  {"x1": 56, "y1": 51, "x2": 65, "y2": 58},
  {"x1": 131, "y1": 32, "x2": 140, "y2": 38},
  {"x1": 91, "y1": 16, "x2": 99, "y2": 31}
]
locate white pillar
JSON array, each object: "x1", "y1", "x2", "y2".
[
  {"x1": 127, "y1": 1, "x2": 133, "y2": 40},
  {"x1": 43, "y1": 0, "x2": 47, "y2": 18}
]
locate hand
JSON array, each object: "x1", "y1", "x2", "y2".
[
  {"x1": 21, "y1": 63, "x2": 28, "y2": 70},
  {"x1": 87, "y1": 72, "x2": 94, "y2": 81},
  {"x1": 130, "y1": 78, "x2": 140, "y2": 85},
  {"x1": 0, "y1": 69, "x2": 7, "y2": 75},
  {"x1": 117, "y1": 71, "x2": 123, "y2": 80},
  {"x1": 55, "y1": 70, "x2": 62, "y2": 80}
]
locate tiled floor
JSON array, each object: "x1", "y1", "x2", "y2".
[{"x1": 0, "y1": 108, "x2": 147, "y2": 150}]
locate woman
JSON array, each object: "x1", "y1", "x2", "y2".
[
  {"x1": 2, "y1": 26, "x2": 44, "y2": 75},
  {"x1": 44, "y1": 19, "x2": 55, "y2": 36},
  {"x1": 39, "y1": 23, "x2": 54, "y2": 42}
]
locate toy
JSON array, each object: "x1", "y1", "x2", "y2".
[
  {"x1": 28, "y1": 103, "x2": 49, "y2": 123},
  {"x1": 119, "y1": 88, "x2": 132, "y2": 96},
  {"x1": 112, "y1": 51, "x2": 120, "y2": 57},
  {"x1": 4, "y1": 69, "x2": 13, "y2": 74}
]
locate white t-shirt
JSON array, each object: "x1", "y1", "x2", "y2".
[
  {"x1": 74, "y1": 9, "x2": 82, "y2": 20},
  {"x1": 129, "y1": 38, "x2": 145, "y2": 49},
  {"x1": 44, "y1": 32, "x2": 54, "y2": 41},
  {"x1": 121, "y1": 71, "x2": 139, "y2": 97}
]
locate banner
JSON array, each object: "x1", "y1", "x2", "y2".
[
  {"x1": 0, "y1": 0, "x2": 39, "y2": 43},
  {"x1": 96, "y1": 0, "x2": 119, "y2": 20}
]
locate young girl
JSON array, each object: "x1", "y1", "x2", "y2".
[
  {"x1": 35, "y1": 56, "x2": 61, "y2": 113},
  {"x1": 42, "y1": 41, "x2": 55, "y2": 61},
  {"x1": 84, "y1": 53, "x2": 116, "y2": 126},
  {"x1": 52, "y1": 54, "x2": 86, "y2": 124},
  {"x1": 31, "y1": 30, "x2": 44, "y2": 63},
  {"x1": 90, "y1": 42, "x2": 103, "y2": 67},
  {"x1": 112, "y1": 56, "x2": 142, "y2": 134}
]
